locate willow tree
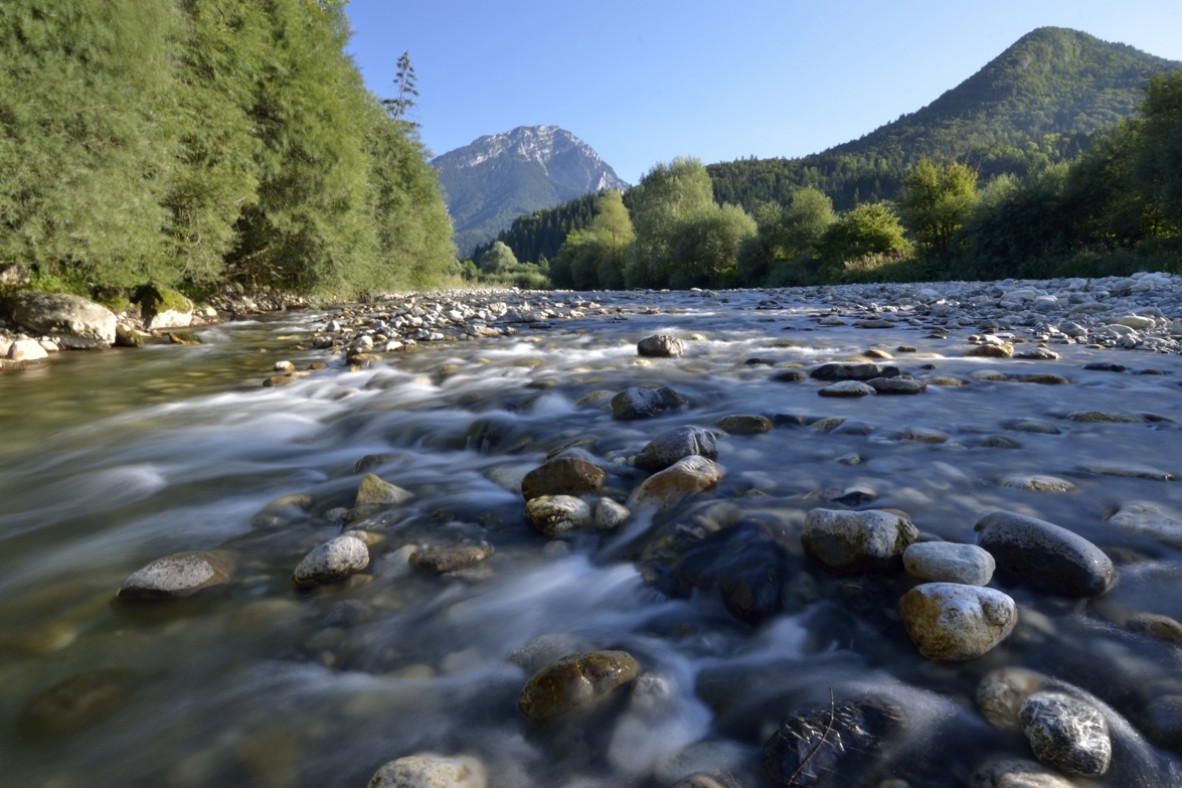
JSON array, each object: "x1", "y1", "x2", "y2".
[{"x1": 625, "y1": 158, "x2": 716, "y2": 287}]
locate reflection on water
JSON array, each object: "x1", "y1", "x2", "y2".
[{"x1": 2, "y1": 290, "x2": 1182, "y2": 786}]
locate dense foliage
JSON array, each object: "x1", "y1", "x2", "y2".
[{"x1": 0, "y1": 0, "x2": 456, "y2": 300}]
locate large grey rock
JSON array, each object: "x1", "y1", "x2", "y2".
[
  {"x1": 520, "y1": 456, "x2": 607, "y2": 500},
  {"x1": 292, "y1": 535, "x2": 369, "y2": 586},
  {"x1": 975, "y1": 511, "x2": 1115, "y2": 597},
  {"x1": 809, "y1": 362, "x2": 899, "y2": 381},
  {"x1": 517, "y1": 650, "x2": 639, "y2": 720},
  {"x1": 367, "y1": 753, "x2": 487, "y2": 788},
  {"x1": 7, "y1": 337, "x2": 49, "y2": 362},
  {"x1": 116, "y1": 550, "x2": 236, "y2": 601},
  {"x1": 524, "y1": 494, "x2": 593, "y2": 536},
  {"x1": 899, "y1": 582, "x2": 1017, "y2": 661},
  {"x1": 9, "y1": 291, "x2": 116, "y2": 348},
  {"x1": 637, "y1": 334, "x2": 684, "y2": 358},
  {"x1": 1019, "y1": 691, "x2": 1111, "y2": 777},
  {"x1": 634, "y1": 425, "x2": 718, "y2": 471},
  {"x1": 801, "y1": 508, "x2": 918, "y2": 573}
]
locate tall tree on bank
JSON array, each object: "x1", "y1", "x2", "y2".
[
  {"x1": 897, "y1": 159, "x2": 978, "y2": 263},
  {"x1": 625, "y1": 158, "x2": 717, "y2": 287},
  {"x1": 382, "y1": 51, "x2": 419, "y2": 122}
]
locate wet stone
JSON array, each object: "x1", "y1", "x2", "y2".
[
  {"x1": 810, "y1": 362, "x2": 898, "y2": 381},
  {"x1": 117, "y1": 550, "x2": 235, "y2": 601},
  {"x1": 517, "y1": 650, "x2": 640, "y2": 721},
  {"x1": 1019, "y1": 691, "x2": 1111, "y2": 778},
  {"x1": 292, "y1": 535, "x2": 370, "y2": 586},
  {"x1": 802, "y1": 508, "x2": 918, "y2": 573},
  {"x1": 524, "y1": 494, "x2": 593, "y2": 536},
  {"x1": 1001, "y1": 419, "x2": 1061, "y2": 435},
  {"x1": 903, "y1": 542, "x2": 995, "y2": 586},
  {"x1": 770, "y1": 368, "x2": 806, "y2": 383},
  {"x1": 999, "y1": 474, "x2": 1078, "y2": 493},
  {"x1": 818, "y1": 380, "x2": 876, "y2": 398},
  {"x1": 634, "y1": 425, "x2": 719, "y2": 472},
  {"x1": 611, "y1": 385, "x2": 687, "y2": 420},
  {"x1": 410, "y1": 543, "x2": 493, "y2": 574},
  {"x1": 761, "y1": 698, "x2": 900, "y2": 787},
  {"x1": 1081, "y1": 462, "x2": 1176, "y2": 481},
  {"x1": 628, "y1": 455, "x2": 724, "y2": 511},
  {"x1": 367, "y1": 753, "x2": 488, "y2": 788},
  {"x1": 593, "y1": 497, "x2": 629, "y2": 531},
  {"x1": 968, "y1": 757, "x2": 1075, "y2": 788},
  {"x1": 1126, "y1": 612, "x2": 1182, "y2": 647},
  {"x1": 1107, "y1": 501, "x2": 1182, "y2": 547},
  {"x1": 967, "y1": 343, "x2": 1014, "y2": 358},
  {"x1": 975, "y1": 510, "x2": 1115, "y2": 597},
  {"x1": 868, "y1": 376, "x2": 927, "y2": 394},
  {"x1": 520, "y1": 456, "x2": 607, "y2": 500},
  {"x1": 715, "y1": 414, "x2": 772, "y2": 434},
  {"x1": 637, "y1": 334, "x2": 685, "y2": 358},
  {"x1": 899, "y1": 582, "x2": 1017, "y2": 661},
  {"x1": 354, "y1": 473, "x2": 414, "y2": 509},
  {"x1": 17, "y1": 669, "x2": 139, "y2": 736}
]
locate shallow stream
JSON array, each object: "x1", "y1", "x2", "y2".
[{"x1": 3, "y1": 288, "x2": 1182, "y2": 786}]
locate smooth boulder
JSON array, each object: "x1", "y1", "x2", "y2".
[
  {"x1": 801, "y1": 508, "x2": 918, "y2": 573},
  {"x1": 637, "y1": 334, "x2": 684, "y2": 358},
  {"x1": 611, "y1": 386, "x2": 687, "y2": 420},
  {"x1": 628, "y1": 455, "x2": 723, "y2": 511},
  {"x1": 975, "y1": 511, "x2": 1115, "y2": 597},
  {"x1": 634, "y1": 425, "x2": 718, "y2": 472},
  {"x1": 517, "y1": 650, "x2": 640, "y2": 720},
  {"x1": 1019, "y1": 691, "x2": 1112, "y2": 777},
  {"x1": 9, "y1": 291, "x2": 116, "y2": 348},
  {"x1": 903, "y1": 541, "x2": 995, "y2": 586},
  {"x1": 520, "y1": 457, "x2": 607, "y2": 500},
  {"x1": 367, "y1": 753, "x2": 487, "y2": 788},
  {"x1": 292, "y1": 535, "x2": 370, "y2": 586},
  {"x1": 116, "y1": 550, "x2": 235, "y2": 601}
]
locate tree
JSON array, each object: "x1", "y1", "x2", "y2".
[
  {"x1": 819, "y1": 202, "x2": 910, "y2": 268},
  {"x1": 897, "y1": 159, "x2": 978, "y2": 261},
  {"x1": 669, "y1": 203, "x2": 756, "y2": 288},
  {"x1": 625, "y1": 157, "x2": 716, "y2": 287},
  {"x1": 382, "y1": 50, "x2": 419, "y2": 122},
  {"x1": 1133, "y1": 70, "x2": 1182, "y2": 234},
  {"x1": 478, "y1": 241, "x2": 518, "y2": 274}
]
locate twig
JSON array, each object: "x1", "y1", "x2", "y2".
[{"x1": 786, "y1": 687, "x2": 838, "y2": 786}]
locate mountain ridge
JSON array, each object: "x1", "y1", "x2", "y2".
[{"x1": 432, "y1": 125, "x2": 628, "y2": 256}]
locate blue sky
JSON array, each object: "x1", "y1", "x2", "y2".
[{"x1": 344, "y1": 0, "x2": 1182, "y2": 185}]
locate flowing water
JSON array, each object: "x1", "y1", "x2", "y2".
[{"x1": 3, "y1": 289, "x2": 1182, "y2": 786}]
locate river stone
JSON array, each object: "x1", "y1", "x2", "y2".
[
  {"x1": 976, "y1": 668, "x2": 1051, "y2": 730},
  {"x1": 975, "y1": 511, "x2": 1116, "y2": 597},
  {"x1": 520, "y1": 456, "x2": 607, "y2": 500},
  {"x1": 1002, "y1": 419, "x2": 1061, "y2": 435},
  {"x1": 637, "y1": 334, "x2": 685, "y2": 358},
  {"x1": 517, "y1": 650, "x2": 640, "y2": 720},
  {"x1": 903, "y1": 542, "x2": 995, "y2": 585},
  {"x1": 899, "y1": 583, "x2": 1017, "y2": 661},
  {"x1": 715, "y1": 414, "x2": 772, "y2": 434},
  {"x1": 367, "y1": 753, "x2": 487, "y2": 788},
  {"x1": 292, "y1": 535, "x2": 370, "y2": 586},
  {"x1": 612, "y1": 385, "x2": 687, "y2": 420},
  {"x1": 818, "y1": 380, "x2": 876, "y2": 397},
  {"x1": 355, "y1": 473, "x2": 414, "y2": 508},
  {"x1": 762, "y1": 698, "x2": 900, "y2": 787},
  {"x1": 9, "y1": 291, "x2": 117, "y2": 348},
  {"x1": 801, "y1": 508, "x2": 918, "y2": 573},
  {"x1": 628, "y1": 455, "x2": 724, "y2": 511},
  {"x1": 634, "y1": 425, "x2": 718, "y2": 471},
  {"x1": 117, "y1": 550, "x2": 236, "y2": 600},
  {"x1": 809, "y1": 362, "x2": 898, "y2": 381},
  {"x1": 1081, "y1": 462, "x2": 1176, "y2": 481},
  {"x1": 1126, "y1": 612, "x2": 1182, "y2": 647},
  {"x1": 7, "y1": 337, "x2": 49, "y2": 361},
  {"x1": 17, "y1": 668, "x2": 138, "y2": 735},
  {"x1": 868, "y1": 376, "x2": 927, "y2": 394},
  {"x1": 410, "y1": 543, "x2": 493, "y2": 573},
  {"x1": 999, "y1": 474, "x2": 1078, "y2": 493},
  {"x1": 968, "y1": 343, "x2": 1014, "y2": 358},
  {"x1": 1107, "y1": 501, "x2": 1182, "y2": 547},
  {"x1": 1067, "y1": 410, "x2": 1146, "y2": 423},
  {"x1": 524, "y1": 494, "x2": 593, "y2": 536},
  {"x1": 594, "y1": 497, "x2": 630, "y2": 530},
  {"x1": 1019, "y1": 691, "x2": 1111, "y2": 777},
  {"x1": 968, "y1": 757, "x2": 1075, "y2": 788}
]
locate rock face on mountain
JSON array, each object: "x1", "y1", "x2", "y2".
[{"x1": 432, "y1": 125, "x2": 628, "y2": 256}]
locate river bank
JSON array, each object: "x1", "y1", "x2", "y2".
[{"x1": 3, "y1": 275, "x2": 1182, "y2": 786}]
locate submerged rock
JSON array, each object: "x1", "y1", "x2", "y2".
[
  {"x1": 612, "y1": 385, "x2": 687, "y2": 420},
  {"x1": 520, "y1": 456, "x2": 607, "y2": 500},
  {"x1": 410, "y1": 543, "x2": 493, "y2": 574},
  {"x1": 801, "y1": 508, "x2": 918, "y2": 573},
  {"x1": 818, "y1": 380, "x2": 876, "y2": 397},
  {"x1": 637, "y1": 334, "x2": 685, "y2": 358},
  {"x1": 628, "y1": 455, "x2": 724, "y2": 511},
  {"x1": 899, "y1": 582, "x2": 1017, "y2": 661},
  {"x1": 517, "y1": 650, "x2": 640, "y2": 721},
  {"x1": 761, "y1": 697, "x2": 900, "y2": 787},
  {"x1": 715, "y1": 414, "x2": 772, "y2": 434},
  {"x1": 17, "y1": 668, "x2": 139, "y2": 736},
  {"x1": 524, "y1": 494, "x2": 593, "y2": 536},
  {"x1": 975, "y1": 510, "x2": 1115, "y2": 597},
  {"x1": 1107, "y1": 501, "x2": 1182, "y2": 547}
]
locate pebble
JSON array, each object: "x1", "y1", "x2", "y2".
[
  {"x1": 975, "y1": 510, "x2": 1116, "y2": 597},
  {"x1": 898, "y1": 582, "x2": 1018, "y2": 660},
  {"x1": 628, "y1": 455, "x2": 724, "y2": 511},
  {"x1": 520, "y1": 456, "x2": 607, "y2": 500},
  {"x1": 637, "y1": 334, "x2": 685, "y2": 357},
  {"x1": 117, "y1": 550, "x2": 236, "y2": 601},
  {"x1": 818, "y1": 380, "x2": 877, "y2": 397},
  {"x1": 517, "y1": 650, "x2": 640, "y2": 720},
  {"x1": 903, "y1": 541, "x2": 996, "y2": 585},
  {"x1": 524, "y1": 495, "x2": 594, "y2": 536},
  {"x1": 634, "y1": 425, "x2": 718, "y2": 471},
  {"x1": 801, "y1": 508, "x2": 918, "y2": 572},
  {"x1": 367, "y1": 753, "x2": 487, "y2": 788},
  {"x1": 611, "y1": 385, "x2": 687, "y2": 420}
]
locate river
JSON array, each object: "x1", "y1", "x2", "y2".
[{"x1": 3, "y1": 287, "x2": 1182, "y2": 786}]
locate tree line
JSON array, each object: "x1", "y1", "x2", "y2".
[
  {"x1": 475, "y1": 69, "x2": 1180, "y2": 291},
  {"x1": 0, "y1": 0, "x2": 456, "y2": 301}
]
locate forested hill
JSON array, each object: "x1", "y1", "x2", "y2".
[{"x1": 708, "y1": 27, "x2": 1181, "y2": 213}]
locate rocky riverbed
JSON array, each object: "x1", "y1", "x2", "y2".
[{"x1": 3, "y1": 274, "x2": 1182, "y2": 787}]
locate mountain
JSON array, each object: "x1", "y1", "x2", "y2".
[
  {"x1": 431, "y1": 125, "x2": 629, "y2": 256},
  {"x1": 708, "y1": 27, "x2": 1182, "y2": 212}
]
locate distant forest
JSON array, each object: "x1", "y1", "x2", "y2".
[
  {"x1": 0, "y1": 0, "x2": 457, "y2": 301},
  {"x1": 471, "y1": 28, "x2": 1182, "y2": 291}
]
